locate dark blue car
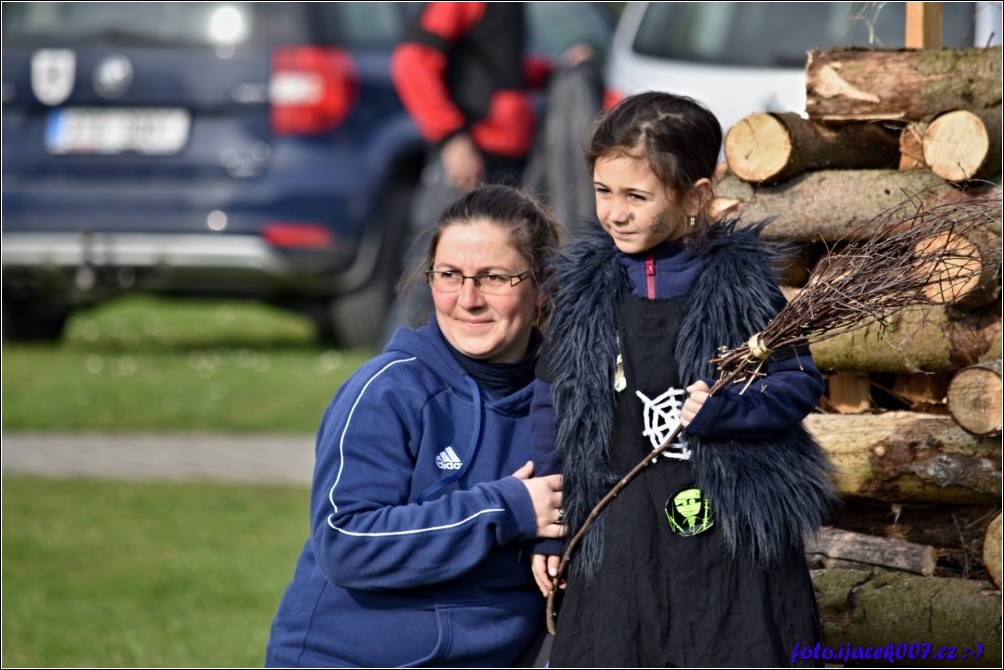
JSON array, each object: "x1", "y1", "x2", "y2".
[{"x1": 1, "y1": 2, "x2": 614, "y2": 347}]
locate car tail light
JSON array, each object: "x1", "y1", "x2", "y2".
[
  {"x1": 263, "y1": 223, "x2": 335, "y2": 248},
  {"x1": 270, "y1": 46, "x2": 359, "y2": 135}
]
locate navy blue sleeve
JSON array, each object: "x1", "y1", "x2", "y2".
[
  {"x1": 311, "y1": 359, "x2": 537, "y2": 591},
  {"x1": 529, "y1": 377, "x2": 565, "y2": 556},
  {"x1": 684, "y1": 344, "x2": 824, "y2": 439},
  {"x1": 529, "y1": 378, "x2": 562, "y2": 477}
]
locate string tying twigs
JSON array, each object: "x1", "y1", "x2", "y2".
[{"x1": 545, "y1": 188, "x2": 1000, "y2": 634}]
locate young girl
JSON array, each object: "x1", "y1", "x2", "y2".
[{"x1": 529, "y1": 91, "x2": 839, "y2": 667}]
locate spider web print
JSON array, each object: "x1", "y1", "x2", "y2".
[{"x1": 635, "y1": 387, "x2": 691, "y2": 460}]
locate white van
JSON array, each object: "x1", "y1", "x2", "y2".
[{"x1": 605, "y1": 2, "x2": 1003, "y2": 136}]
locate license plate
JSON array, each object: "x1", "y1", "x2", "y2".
[{"x1": 45, "y1": 107, "x2": 190, "y2": 155}]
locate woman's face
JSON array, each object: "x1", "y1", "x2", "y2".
[
  {"x1": 431, "y1": 219, "x2": 539, "y2": 364},
  {"x1": 593, "y1": 154, "x2": 688, "y2": 254}
]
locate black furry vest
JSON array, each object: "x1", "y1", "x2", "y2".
[{"x1": 543, "y1": 220, "x2": 839, "y2": 578}]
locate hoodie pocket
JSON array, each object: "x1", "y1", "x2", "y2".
[{"x1": 403, "y1": 592, "x2": 542, "y2": 667}]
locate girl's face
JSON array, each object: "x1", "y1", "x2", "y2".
[
  {"x1": 431, "y1": 219, "x2": 539, "y2": 364},
  {"x1": 593, "y1": 154, "x2": 688, "y2": 254}
]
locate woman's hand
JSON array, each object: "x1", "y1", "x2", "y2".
[
  {"x1": 681, "y1": 380, "x2": 711, "y2": 427},
  {"x1": 532, "y1": 553, "x2": 564, "y2": 597},
  {"x1": 512, "y1": 461, "x2": 565, "y2": 539}
]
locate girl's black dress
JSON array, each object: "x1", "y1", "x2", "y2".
[{"x1": 548, "y1": 290, "x2": 822, "y2": 668}]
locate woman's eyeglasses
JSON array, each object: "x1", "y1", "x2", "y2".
[{"x1": 426, "y1": 270, "x2": 531, "y2": 294}]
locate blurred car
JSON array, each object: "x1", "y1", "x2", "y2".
[
  {"x1": 1, "y1": 1, "x2": 615, "y2": 347},
  {"x1": 606, "y1": 1, "x2": 1004, "y2": 138}
]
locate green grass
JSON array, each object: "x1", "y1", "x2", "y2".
[
  {"x1": 1, "y1": 476, "x2": 310, "y2": 667},
  {"x1": 1, "y1": 298, "x2": 353, "y2": 665},
  {"x1": 2, "y1": 295, "x2": 373, "y2": 432}
]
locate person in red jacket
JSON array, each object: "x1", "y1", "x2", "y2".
[
  {"x1": 392, "y1": 2, "x2": 545, "y2": 192},
  {"x1": 385, "y1": 2, "x2": 590, "y2": 342}
]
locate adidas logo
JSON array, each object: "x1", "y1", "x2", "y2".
[{"x1": 435, "y1": 446, "x2": 463, "y2": 471}]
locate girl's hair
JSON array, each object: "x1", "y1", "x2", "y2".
[
  {"x1": 398, "y1": 184, "x2": 564, "y2": 325},
  {"x1": 586, "y1": 91, "x2": 722, "y2": 227}
]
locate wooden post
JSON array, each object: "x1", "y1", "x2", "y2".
[
  {"x1": 902, "y1": 3, "x2": 941, "y2": 167},
  {"x1": 906, "y1": 2, "x2": 943, "y2": 48}
]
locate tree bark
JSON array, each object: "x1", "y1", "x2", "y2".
[
  {"x1": 724, "y1": 112, "x2": 900, "y2": 184},
  {"x1": 805, "y1": 47, "x2": 1003, "y2": 122},
  {"x1": 808, "y1": 303, "x2": 1001, "y2": 374},
  {"x1": 947, "y1": 360, "x2": 1003, "y2": 437},
  {"x1": 806, "y1": 526, "x2": 938, "y2": 575},
  {"x1": 813, "y1": 568, "x2": 1002, "y2": 668},
  {"x1": 714, "y1": 170, "x2": 994, "y2": 243},
  {"x1": 923, "y1": 109, "x2": 1003, "y2": 182},
  {"x1": 805, "y1": 411, "x2": 1002, "y2": 505}
]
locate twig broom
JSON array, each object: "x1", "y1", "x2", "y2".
[{"x1": 545, "y1": 189, "x2": 1001, "y2": 634}]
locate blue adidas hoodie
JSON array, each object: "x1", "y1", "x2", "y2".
[{"x1": 265, "y1": 318, "x2": 543, "y2": 668}]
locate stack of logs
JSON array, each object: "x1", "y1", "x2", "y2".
[{"x1": 715, "y1": 46, "x2": 1002, "y2": 666}]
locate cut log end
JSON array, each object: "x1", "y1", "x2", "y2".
[
  {"x1": 923, "y1": 110, "x2": 994, "y2": 182},
  {"x1": 913, "y1": 233, "x2": 983, "y2": 304},
  {"x1": 947, "y1": 361, "x2": 1003, "y2": 437},
  {"x1": 724, "y1": 113, "x2": 792, "y2": 183},
  {"x1": 984, "y1": 513, "x2": 1003, "y2": 588}
]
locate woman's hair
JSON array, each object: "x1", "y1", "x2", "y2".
[
  {"x1": 398, "y1": 184, "x2": 564, "y2": 325},
  {"x1": 585, "y1": 91, "x2": 722, "y2": 227}
]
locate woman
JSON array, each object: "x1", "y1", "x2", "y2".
[{"x1": 265, "y1": 184, "x2": 565, "y2": 667}]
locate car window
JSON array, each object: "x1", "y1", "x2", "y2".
[
  {"x1": 526, "y1": 2, "x2": 615, "y2": 63},
  {"x1": 633, "y1": 2, "x2": 983, "y2": 67}
]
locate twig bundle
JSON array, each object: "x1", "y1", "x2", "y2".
[
  {"x1": 714, "y1": 192, "x2": 1000, "y2": 378},
  {"x1": 545, "y1": 189, "x2": 1000, "y2": 634}
]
